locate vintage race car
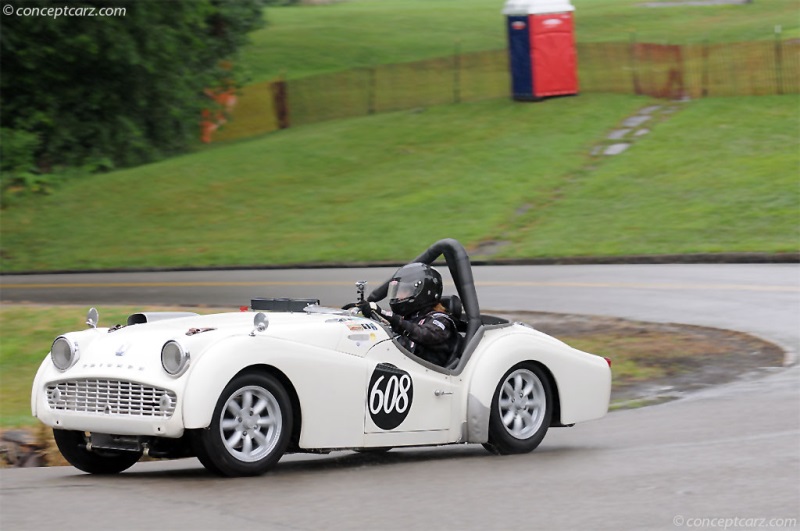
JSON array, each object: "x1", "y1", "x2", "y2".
[{"x1": 31, "y1": 239, "x2": 611, "y2": 476}]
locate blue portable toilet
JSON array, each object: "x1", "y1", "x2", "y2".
[{"x1": 503, "y1": 0, "x2": 578, "y2": 101}]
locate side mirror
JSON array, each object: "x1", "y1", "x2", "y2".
[
  {"x1": 250, "y1": 312, "x2": 269, "y2": 336},
  {"x1": 86, "y1": 307, "x2": 99, "y2": 329}
]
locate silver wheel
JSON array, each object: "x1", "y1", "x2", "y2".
[
  {"x1": 193, "y1": 373, "x2": 292, "y2": 476},
  {"x1": 497, "y1": 368, "x2": 547, "y2": 440},
  {"x1": 219, "y1": 385, "x2": 282, "y2": 463}
]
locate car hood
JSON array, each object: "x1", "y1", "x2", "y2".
[{"x1": 71, "y1": 311, "x2": 390, "y2": 369}]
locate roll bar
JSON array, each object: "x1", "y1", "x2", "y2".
[{"x1": 368, "y1": 238, "x2": 482, "y2": 344}]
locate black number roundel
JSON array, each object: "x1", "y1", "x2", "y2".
[{"x1": 368, "y1": 363, "x2": 414, "y2": 430}]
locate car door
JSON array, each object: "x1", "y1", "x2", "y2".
[{"x1": 362, "y1": 339, "x2": 455, "y2": 446}]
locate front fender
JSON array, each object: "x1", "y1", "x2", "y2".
[
  {"x1": 181, "y1": 335, "x2": 368, "y2": 449},
  {"x1": 31, "y1": 356, "x2": 52, "y2": 418},
  {"x1": 464, "y1": 330, "x2": 611, "y2": 443}
]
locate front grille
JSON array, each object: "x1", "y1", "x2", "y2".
[{"x1": 46, "y1": 379, "x2": 177, "y2": 418}]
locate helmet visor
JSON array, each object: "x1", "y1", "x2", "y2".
[{"x1": 388, "y1": 279, "x2": 422, "y2": 301}]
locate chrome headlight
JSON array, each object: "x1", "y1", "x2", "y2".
[
  {"x1": 51, "y1": 336, "x2": 78, "y2": 371},
  {"x1": 161, "y1": 340, "x2": 190, "y2": 376}
]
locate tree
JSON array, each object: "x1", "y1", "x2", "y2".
[{"x1": 0, "y1": 0, "x2": 264, "y2": 176}]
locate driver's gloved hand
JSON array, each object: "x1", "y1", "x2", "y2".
[
  {"x1": 358, "y1": 301, "x2": 398, "y2": 323},
  {"x1": 358, "y1": 301, "x2": 378, "y2": 318},
  {"x1": 359, "y1": 302, "x2": 401, "y2": 326}
]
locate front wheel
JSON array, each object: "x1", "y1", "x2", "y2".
[
  {"x1": 52, "y1": 429, "x2": 142, "y2": 474},
  {"x1": 483, "y1": 364, "x2": 553, "y2": 455},
  {"x1": 191, "y1": 372, "x2": 292, "y2": 477}
]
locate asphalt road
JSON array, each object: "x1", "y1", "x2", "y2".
[{"x1": 1, "y1": 265, "x2": 799, "y2": 531}]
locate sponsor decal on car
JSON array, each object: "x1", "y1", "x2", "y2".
[
  {"x1": 368, "y1": 363, "x2": 414, "y2": 430},
  {"x1": 347, "y1": 332, "x2": 377, "y2": 346},
  {"x1": 346, "y1": 321, "x2": 379, "y2": 332}
]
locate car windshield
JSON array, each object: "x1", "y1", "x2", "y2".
[{"x1": 303, "y1": 305, "x2": 348, "y2": 315}]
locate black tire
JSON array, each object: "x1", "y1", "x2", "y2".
[
  {"x1": 483, "y1": 363, "x2": 553, "y2": 455},
  {"x1": 190, "y1": 431, "x2": 224, "y2": 475},
  {"x1": 52, "y1": 429, "x2": 142, "y2": 474},
  {"x1": 191, "y1": 372, "x2": 292, "y2": 477}
]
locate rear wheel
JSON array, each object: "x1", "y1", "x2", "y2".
[
  {"x1": 52, "y1": 429, "x2": 141, "y2": 474},
  {"x1": 191, "y1": 372, "x2": 292, "y2": 477},
  {"x1": 483, "y1": 364, "x2": 552, "y2": 455}
]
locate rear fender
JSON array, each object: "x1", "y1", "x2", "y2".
[{"x1": 464, "y1": 332, "x2": 610, "y2": 443}]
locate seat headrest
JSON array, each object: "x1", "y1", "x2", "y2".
[{"x1": 441, "y1": 295, "x2": 463, "y2": 320}]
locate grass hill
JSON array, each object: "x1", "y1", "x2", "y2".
[
  {"x1": 1, "y1": 93, "x2": 797, "y2": 272},
  {"x1": 241, "y1": 0, "x2": 800, "y2": 82}
]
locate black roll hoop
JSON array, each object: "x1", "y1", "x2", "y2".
[{"x1": 368, "y1": 239, "x2": 482, "y2": 345}]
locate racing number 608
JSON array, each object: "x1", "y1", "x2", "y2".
[{"x1": 369, "y1": 374, "x2": 411, "y2": 415}]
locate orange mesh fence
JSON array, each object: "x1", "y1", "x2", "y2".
[
  {"x1": 458, "y1": 49, "x2": 509, "y2": 102},
  {"x1": 287, "y1": 69, "x2": 372, "y2": 126},
  {"x1": 577, "y1": 42, "x2": 633, "y2": 95},
  {"x1": 211, "y1": 80, "x2": 278, "y2": 142},
  {"x1": 207, "y1": 41, "x2": 798, "y2": 142}
]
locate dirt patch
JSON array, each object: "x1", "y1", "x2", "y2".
[
  {"x1": 2, "y1": 312, "x2": 787, "y2": 467},
  {"x1": 493, "y1": 311, "x2": 786, "y2": 406}
]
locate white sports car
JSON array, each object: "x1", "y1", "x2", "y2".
[{"x1": 31, "y1": 239, "x2": 611, "y2": 476}]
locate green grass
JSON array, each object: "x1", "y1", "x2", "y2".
[
  {"x1": 0, "y1": 94, "x2": 652, "y2": 271},
  {"x1": 503, "y1": 95, "x2": 800, "y2": 257},
  {"x1": 244, "y1": 0, "x2": 506, "y2": 82},
  {"x1": 573, "y1": 0, "x2": 800, "y2": 43},
  {"x1": 240, "y1": 0, "x2": 800, "y2": 82},
  {"x1": 2, "y1": 94, "x2": 797, "y2": 272}
]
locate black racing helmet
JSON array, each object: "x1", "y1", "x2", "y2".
[{"x1": 388, "y1": 262, "x2": 443, "y2": 317}]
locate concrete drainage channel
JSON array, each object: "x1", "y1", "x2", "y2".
[{"x1": 592, "y1": 101, "x2": 685, "y2": 157}]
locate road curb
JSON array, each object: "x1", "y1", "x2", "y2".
[{"x1": 1, "y1": 252, "x2": 797, "y2": 276}]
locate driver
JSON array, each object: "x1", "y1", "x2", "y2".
[{"x1": 359, "y1": 263, "x2": 459, "y2": 367}]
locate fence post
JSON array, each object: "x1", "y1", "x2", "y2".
[
  {"x1": 701, "y1": 39, "x2": 710, "y2": 98},
  {"x1": 727, "y1": 41, "x2": 739, "y2": 96},
  {"x1": 367, "y1": 67, "x2": 376, "y2": 114},
  {"x1": 271, "y1": 72, "x2": 290, "y2": 130},
  {"x1": 629, "y1": 33, "x2": 641, "y2": 95},
  {"x1": 453, "y1": 40, "x2": 462, "y2": 104},
  {"x1": 774, "y1": 25, "x2": 784, "y2": 95}
]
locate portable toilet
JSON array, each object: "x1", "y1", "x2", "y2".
[{"x1": 503, "y1": 0, "x2": 578, "y2": 101}]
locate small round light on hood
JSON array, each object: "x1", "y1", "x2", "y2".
[
  {"x1": 51, "y1": 336, "x2": 78, "y2": 371},
  {"x1": 161, "y1": 340, "x2": 190, "y2": 376}
]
